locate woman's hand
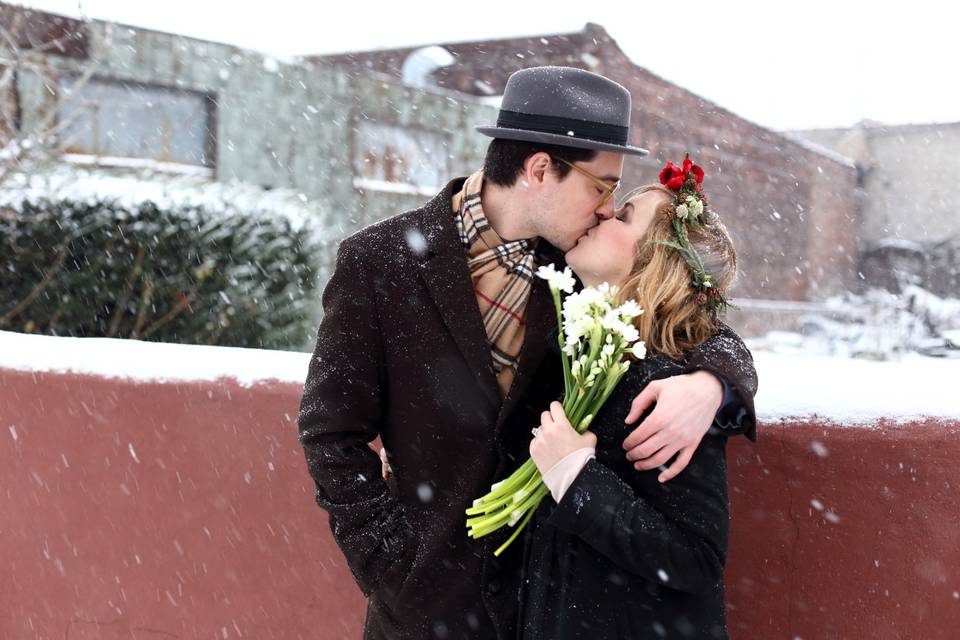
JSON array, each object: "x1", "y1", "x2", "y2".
[{"x1": 530, "y1": 401, "x2": 598, "y2": 475}]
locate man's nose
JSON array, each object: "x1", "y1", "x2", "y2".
[{"x1": 595, "y1": 199, "x2": 617, "y2": 220}]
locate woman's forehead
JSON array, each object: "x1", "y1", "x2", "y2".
[{"x1": 626, "y1": 189, "x2": 671, "y2": 208}]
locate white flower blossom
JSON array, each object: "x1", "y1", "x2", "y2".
[
  {"x1": 536, "y1": 264, "x2": 575, "y2": 293},
  {"x1": 631, "y1": 341, "x2": 647, "y2": 359},
  {"x1": 616, "y1": 299, "x2": 643, "y2": 321},
  {"x1": 675, "y1": 204, "x2": 689, "y2": 220},
  {"x1": 620, "y1": 323, "x2": 640, "y2": 344},
  {"x1": 599, "y1": 309, "x2": 623, "y2": 331},
  {"x1": 691, "y1": 199, "x2": 704, "y2": 217}
]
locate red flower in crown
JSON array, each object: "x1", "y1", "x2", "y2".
[{"x1": 659, "y1": 154, "x2": 705, "y2": 192}]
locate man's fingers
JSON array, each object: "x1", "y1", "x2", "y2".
[
  {"x1": 624, "y1": 383, "x2": 659, "y2": 425},
  {"x1": 657, "y1": 446, "x2": 695, "y2": 483},
  {"x1": 622, "y1": 411, "x2": 662, "y2": 452},
  {"x1": 626, "y1": 429, "x2": 669, "y2": 461},
  {"x1": 379, "y1": 447, "x2": 392, "y2": 480},
  {"x1": 633, "y1": 443, "x2": 678, "y2": 471}
]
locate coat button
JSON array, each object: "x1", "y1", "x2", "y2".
[{"x1": 487, "y1": 579, "x2": 502, "y2": 594}]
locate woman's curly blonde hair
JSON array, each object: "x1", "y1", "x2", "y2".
[{"x1": 616, "y1": 185, "x2": 738, "y2": 359}]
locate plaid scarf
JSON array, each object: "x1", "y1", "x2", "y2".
[{"x1": 452, "y1": 171, "x2": 537, "y2": 400}]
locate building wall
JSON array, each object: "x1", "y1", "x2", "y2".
[
  {"x1": 799, "y1": 122, "x2": 960, "y2": 245},
  {"x1": 798, "y1": 122, "x2": 960, "y2": 296}
]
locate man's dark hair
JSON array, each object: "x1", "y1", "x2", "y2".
[{"x1": 482, "y1": 138, "x2": 598, "y2": 187}]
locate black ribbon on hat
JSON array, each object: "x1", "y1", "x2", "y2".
[{"x1": 496, "y1": 110, "x2": 629, "y2": 146}]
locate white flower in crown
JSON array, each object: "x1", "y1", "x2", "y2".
[
  {"x1": 691, "y1": 198, "x2": 704, "y2": 217},
  {"x1": 675, "y1": 203, "x2": 689, "y2": 220},
  {"x1": 536, "y1": 264, "x2": 575, "y2": 293}
]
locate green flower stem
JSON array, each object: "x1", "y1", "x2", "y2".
[
  {"x1": 466, "y1": 461, "x2": 536, "y2": 516},
  {"x1": 467, "y1": 468, "x2": 542, "y2": 530},
  {"x1": 466, "y1": 467, "x2": 541, "y2": 525},
  {"x1": 493, "y1": 499, "x2": 538, "y2": 557},
  {"x1": 552, "y1": 288, "x2": 574, "y2": 399}
]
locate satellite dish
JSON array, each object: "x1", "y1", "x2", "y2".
[{"x1": 401, "y1": 46, "x2": 455, "y2": 88}]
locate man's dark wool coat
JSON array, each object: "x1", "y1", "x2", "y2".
[{"x1": 297, "y1": 177, "x2": 758, "y2": 640}]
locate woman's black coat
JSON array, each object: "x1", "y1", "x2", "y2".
[{"x1": 519, "y1": 353, "x2": 733, "y2": 640}]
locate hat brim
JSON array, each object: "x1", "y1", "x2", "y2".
[{"x1": 475, "y1": 125, "x2": 649, "y2": 157}]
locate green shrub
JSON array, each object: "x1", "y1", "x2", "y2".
[{"x1": 0, "y1": 194, "x2": 320, "y2": 350}]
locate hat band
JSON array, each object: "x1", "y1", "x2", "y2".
[{"x1": 495, "y1": 110, "x2": 629, "y2": 146}]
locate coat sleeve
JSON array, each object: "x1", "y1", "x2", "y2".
[
  {"x1": 683, "y1": 320, "x2": 759, "y2": 441},
  {"x1": 297, "y1": 237, "x2": 413, "y2": 597},
  {"x1": 545, "y1": 437, "x2": 729, "y2": 596}
]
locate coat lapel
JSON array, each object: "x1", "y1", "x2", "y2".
[{"x1": 417, "y1": 180, "x2": 501, "y2": 411}]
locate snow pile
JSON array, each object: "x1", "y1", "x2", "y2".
[
  {"x1": 0, "y1": 163, "x2": 328, "y2": 237},
  {"x1": 779, "y1": 286, "x2": 960, "y2": 360},
  {"x1": 2, "y1": 330, "x2": 959, "y2": 424}
]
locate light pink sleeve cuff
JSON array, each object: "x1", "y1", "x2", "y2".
[{"x1": 542, "y1": 447, "x2": 597, "y2": 503}]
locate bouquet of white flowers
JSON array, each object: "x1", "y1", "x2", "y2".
[{"x1": 465, "y1": 264, "x2": 646, "y2": 556}]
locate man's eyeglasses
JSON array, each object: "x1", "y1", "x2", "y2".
[{"x1": 554, "y1": 157, "x2": 621, "y2": 207}]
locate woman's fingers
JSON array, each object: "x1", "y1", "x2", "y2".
[
  {"x1": 549, "y1": 401, "x2": 569, "y2": 427},
  {"x1": 540, "y1": 410, "x2": 553, "y2": 427}
]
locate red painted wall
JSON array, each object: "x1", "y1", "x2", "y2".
[{"x1": 2, "y1": 369, "x2": 957, "y2": 638}]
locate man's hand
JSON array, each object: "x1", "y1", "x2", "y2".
[
  {"x1": 379, "y1": 447, "x2": 392, "y2": 480},
  {"x1": 621, "y1": 371, "x2": 723, "y2": 483},
  {"x1": 530, "y1": 401, "x2": 597, "y2": 475}
]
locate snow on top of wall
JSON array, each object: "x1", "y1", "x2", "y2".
[
  {"x1": 1, "y1": 330, "x2": 957, "y2": 424},
  {"x1": 751, "y1": 350, "x2": 957, "y2": 424},
  {"x1": 0, "y1": 330, "x2": 310, "y2": 388}
]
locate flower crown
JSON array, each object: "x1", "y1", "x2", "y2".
[{"x1": 652, "y1": 154, "x2": 731, "y2": 317}]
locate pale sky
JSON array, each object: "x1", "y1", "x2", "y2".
[{"x1": 11, "y1": 0, "x2": 960, "y2": 131}]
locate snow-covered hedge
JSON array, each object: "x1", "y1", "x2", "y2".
[{"x1": 0, "y1": 167, "x2": 326, "y2": 350}]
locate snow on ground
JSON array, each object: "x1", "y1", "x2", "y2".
[{"x1": 1, "y1": 330, "x2": 958, "y2": 424}]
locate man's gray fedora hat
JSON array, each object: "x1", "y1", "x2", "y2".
[{"x1": 476, "y1": 66, "x2": 649, "y2": 157}]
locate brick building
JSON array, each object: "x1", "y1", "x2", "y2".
[{"x1": 313, "y1": 24, "x2": 863, "y2": 314}]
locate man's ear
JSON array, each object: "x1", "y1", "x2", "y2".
[{"x1": 523, "y1": 152, "x2": 553, "y2": 187}]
